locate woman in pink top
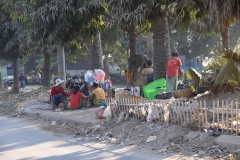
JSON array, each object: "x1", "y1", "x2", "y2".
[{"x1": 166, "y1": 52, "x2": 183, "y2": 92}]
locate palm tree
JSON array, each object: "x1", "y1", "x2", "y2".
[
  {"x1": 90, "y1": 32, "x2": 104, "y2": 69},
  {"x1": 208, "y1": 0, "x2": 240, "y2": 50},
  {"x1": 150, "y1": 0, "x2": 208, "y2": 79},
  {"x1": 152, "y1": 11, "x2": 171, "y2": 79},
  {"x1": 147, "y1": 33, "x2": 153, "y2": 59}
]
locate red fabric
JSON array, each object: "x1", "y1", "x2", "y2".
[
  {"x1": 50, "y1": 86, "x2": 70, "y2": 99},
  {"x1": 95, "y1": 106, "x2": 116, "y2": 119},
  {"x1": 70, "y1": 92, "x2": 83, "y2": 109},
  {"x1": 166, "y1": 57, "x2": 182, "y2": 76},
  {"x1": 95, "y1": 108, "x2": 106, "y2": 119}
]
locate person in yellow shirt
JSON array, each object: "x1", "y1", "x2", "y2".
[{"x1": 89, "y1": 82, "x2": 106, "y2": 107}]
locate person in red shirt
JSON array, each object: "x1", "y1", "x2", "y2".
[
  {"x1": 50, "y1": 79, "x2": 70, "y2": 110},
  {"x1": 166, "y1": 52, "x2": 183, "y2": 92},
  {"x1": 69, "y1": 85, "x2": 88, "y2": 109}
]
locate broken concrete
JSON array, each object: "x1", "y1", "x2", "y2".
[{"x1": 215, "y1": 135, "x2": 240, "y2": 150}]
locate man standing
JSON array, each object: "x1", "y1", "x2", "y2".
[
  {"x1": 19, "y1": 72, "x2": 26, "y2": 89},
  {"x1": 166, "y1": 52, "x2": 182, "y2": 92}
]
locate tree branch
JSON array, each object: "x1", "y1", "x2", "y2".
[
  {"x1": 136, "y1": 25, "x2": 148, "y2": 36},
  {"x1": 102, "y1": 12, "x2": 113, "y2": 19},
  {"x1": 122, "y1": 26, "x2": 129, "y2": 32}
]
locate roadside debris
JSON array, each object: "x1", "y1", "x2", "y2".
[{"x1": 147, "y1": 135, "x2": 157, "y2": 143}]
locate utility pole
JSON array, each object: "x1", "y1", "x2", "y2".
[{"x1": 57, "y1": 46, "x2": 66, "y2": 82}]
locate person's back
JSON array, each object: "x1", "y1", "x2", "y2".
[
  {"x1": 19, "y1": 74, "x2": 25, "y2": 81},
  {"x1": 70, "y1": 91, "x2": 83, "y2": 109},
  {"x1": 166, "y1": 52, "x2": 182, "y2": 92},
  {"x1": 93, "y1": 87, "x2": 105, "y2": 100},
  {"x1": 166, "y1": 57, "x2": 182, "y2": 77},
  {"x1": 141, "y1": 60, "x2": 154, "y2": 83}
]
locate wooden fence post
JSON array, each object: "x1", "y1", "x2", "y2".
[{"x1": 236, "y1": 101, "x2": 239, "y2": 135}]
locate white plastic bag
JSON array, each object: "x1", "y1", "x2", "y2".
[
  {"x1": 103, "y1": 105, "x2": 112, "y2": 119},
  {"x1": 84, "y1": 70, "x2": 95, "y2": 85},
  {"x1": 146, "y1": 105, "x2": 153, "y2": 121},
  {"x1": 94, "y1": 69, "x2": 105, "y2": 84}
]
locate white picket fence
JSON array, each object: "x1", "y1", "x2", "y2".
[{"x1": 106, "y1": 97, "x2": 240, "y2": 135}]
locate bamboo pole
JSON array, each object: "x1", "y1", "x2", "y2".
[
  {"x1": 222, "y1": 100, "x2": 224, "y2": 134},
  {"x1": 159, "y1": 100, "x2": 163, "y2": 122},
  {"x1": 231, "y1": 100, "x2": 234, "y2": 134},
  {"x1": 118, "y1": 99, "x2": 122, "y2": 114},
  {"x1": 172, "y1": 100, "x2": 176, "y2": 124},
  {"x1": 189, "y1": 101, "x2": 193, "y2": 124},
  {"x1": 197, "y1": 101, "x2": 201, "y2": 130},
  {"x1": 186, "y1": 100, "x2": 190, "y2": 122},
  {"x1": 204, "y1": 101, "x2": 208, "y2": 128},
  {"x1": 236, "y1": 101, "x2": 239, "y2": 135},
  {"x1": 169, "y1": 100, "x2": 173, "y2": 124},
  {"x1": 178, "y1": 100, "x2": 182, "y2": 125},
  {"x1": 226, "y1": 100, "x2": 229, "y2": 134},
  {"x1": 176, "y1": 99, "x2": 179, "y2": 125},
  {"x1": 181, "y1": 100, "x2": 185, "y2": 125},
  {"x1": 217, "y1": 100, "x2": 220, "y2": 128},
  {"x1": 131, "y1": 98, "x2": 135, "y2": 118},
  {"x1": 213, "y1": 100, "x2": 215, "y2": 125},
  {"x1": 200, "y1": 101, "x2": 204, "y2": 129}
]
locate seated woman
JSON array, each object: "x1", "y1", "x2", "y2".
[
  {"x1": 50, "y1": 79, "x2": 70, "y2": 110},
  {"x1": 69, "y1": 85, "x2": 88, "y2": 109},
  {"x1": 141, "y1": 60, "x2": 154, "y2": 83},
  {"x1": 89, "y1": 82, "x2": 106, "y2": 107}
]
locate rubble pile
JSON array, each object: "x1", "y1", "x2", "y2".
[
  {"x1": 27, "y1": 116, "x2": 239, "y2": 159},
  {"x1": 0, "y1": 88, "x2": 50, "y2": 114},
  {"x1": 1, "y1": 86, "x2": 240, "y2": 159}
]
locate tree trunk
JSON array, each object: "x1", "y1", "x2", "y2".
[
  {"x1": 127, "y1": 25, "x2": 142, "y2": 84},
  {"x1": 147, "y1": 32, "x2": 153, "y2": 59},
  {"x1": 0, "y1": 66, "x2": 2, "y2": 89},
  {"x1": 103, "y1": 58, "x2": 110, "y2": 71},
  {"x1": 43, "y1": 52, "x2": 51, "y2": 88},
  {"x1": 90, "y1": 32, "x2": 104, "y2": 70},
  {"x1": 220, "y1": 24, "x2": 230, "y2": 50},
  {"x1": 57, "y1": 46, "x2": 66, "y2": 81},
  {"x1": 129, "y1": 25, "x2": 137, "y2": 55},
  {"x1": 152, "y1": 11, "x2": 171, "y2": 80},
  {"x1": 12, "y1": 60, "x2": 19, "y2": 94}
]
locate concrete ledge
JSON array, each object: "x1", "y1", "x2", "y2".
[
  {"x1": 215, "y1": 135, "x2": 240, "y2": 150},
  {"x1": 186, "y1": 131, "x2": 201, "y2": 141},
  {"x1": 16, "y1": 107, "x2": 102, "y2": 126}
]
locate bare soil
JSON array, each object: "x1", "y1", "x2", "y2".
[{"x1": 1, "y1": 87, "x2": 240, "y2": 159}]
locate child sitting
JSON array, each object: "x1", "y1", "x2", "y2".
[{"x1": 69, "y1": 85, "x2": 88, "y2": 109}]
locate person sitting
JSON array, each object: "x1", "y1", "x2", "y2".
[
  {"x1": 69, "y1": 85, "x2": 88, "y2": 109},
  {"x1": 50, "y1": 78, "x2": 70, "y2": 110},
  {"x1": 141, "y1": 60, "x2": 154, "y2": 83},
  {"x1": 65, "y1": 78, "x2": 73, "y2": 91},
  {"x1": 89, "y1": 82, "x2": 106, "y2": 107}
]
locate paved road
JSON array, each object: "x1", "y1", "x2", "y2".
[{"x1": 0, "y1": 116, "x2": 185, "y2": 160}]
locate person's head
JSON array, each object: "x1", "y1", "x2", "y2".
[
  {"x1": 70, "y1": 85, "x2": 80, "y2": 94},
  {"x1": 146, "y1": 60, "x2": 152, "y2": 67},
  {"x1": 55, "y1": 78, "x2": 64, "y2": 87},
  {"x1": 171, "y1": 51, "x2": 179, "y2": 57},
  {"x1": 93, "y1": 82, "x2": 99, "y2": 89},
  {"x1": 20, "y1": 72, "x2": 23, "y2": 75}
]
